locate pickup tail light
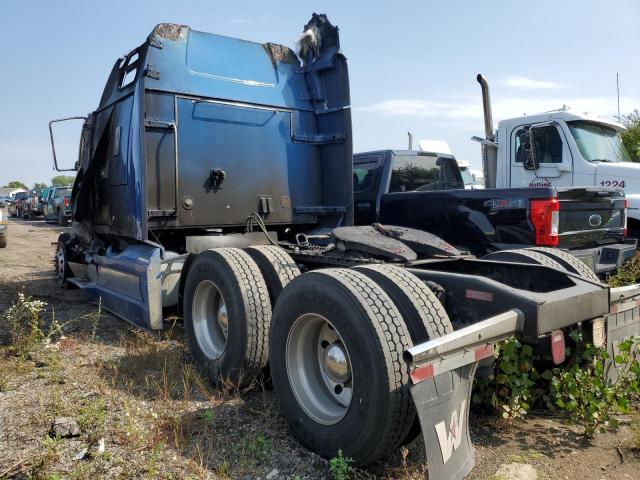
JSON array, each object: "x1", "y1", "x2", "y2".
[
  {"x1": 623, "y1": 199, "x2": 628, "y2": 237},
  {"x1": 530, "y1": 197, "x2": 560, "y2": 246},
  {"x1": 64, "y1": 197, "x2": 70, "y2": 207}
]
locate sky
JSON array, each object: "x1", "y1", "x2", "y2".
[{"x1": 1, "y1": 0, "x2": 639, "y2": 187}]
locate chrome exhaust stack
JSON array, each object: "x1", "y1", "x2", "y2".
[{"x1": 476, "y1": 74, "x2": 498, "y2": 188}]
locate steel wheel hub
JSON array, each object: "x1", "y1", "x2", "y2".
[
  {"x1": 286, "y1": 314, "x2": 353, "y2": 425},
  {"x1": 56, "y1": 246, "x2": 65, "y2": 282},
  {"x1": 192, "y1": 280, "x2": 228, "y2": 360}
]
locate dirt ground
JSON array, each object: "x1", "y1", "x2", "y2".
[{"x1": 0, "y1": 220, "x2": 639, "y2": 479}]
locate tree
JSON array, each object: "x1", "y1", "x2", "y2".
[
  {"x1": 621, "y1": 110, "x2": 640, "y2": 162},
  {"x1": 33, "y1": 182, "x2": 47, "y2": 191},
  {"x1": 51, "y1": 175, "x2": 76, "y2": 187},
  {"x1": 3, "y1": 180, "x2": 27, "y2": 189}
]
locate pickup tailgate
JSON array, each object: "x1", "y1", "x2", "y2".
[{"x1": 556, "y1": 187, "x2": 626, "y2": 248}]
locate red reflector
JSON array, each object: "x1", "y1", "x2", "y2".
[
  {"x1": 624, "y1": 199, "x2": 628, "y2": 237},
  {"x1": 474, "y1": 344, "x2": 494, "y2": 361},
  {"x1": 410, "y1": 364, "x2": 434, "y2": 383},
  {"x1": 465, "y1": 289, "x2": 493, "y2": 302},
  {"x1": 530, "y1": 197, "x2": 560, "y2": 246},
  {"x1": 550, "y1": 330, "x2": 565, "y2": 365}
]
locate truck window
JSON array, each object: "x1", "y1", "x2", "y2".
[
  {"x1": 353, "y1": 161, "x2": 379, "y2": 192},
  {"x1": 515, "y1": 125, "x2": 563, "y2": 164},
  {"x1": 390, "y1": 155, "x2": 461, "y2": 192},
  {"x1": 55, "y1": 188, "x2": 71, "y2": 198},
  {"x1": 567, "y1": 120, "x2": 631, "y2": 163}
]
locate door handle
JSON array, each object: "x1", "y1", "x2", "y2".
[{"x1": 356, "y1": 202, "x2": 371, "y2": 209}]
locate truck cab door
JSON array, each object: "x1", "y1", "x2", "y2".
[
  {"x1": 510, "y1": 123, "x2": 573, "y2": 188},
  {"x1": 353, "y1": 154, "x2": 384, "y2": 225}
]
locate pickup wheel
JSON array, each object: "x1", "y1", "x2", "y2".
[
  {"x1": 183, "y1": 248, "x2": 271, "y2": 386},
  {"x1": 482, "y1": 249, "x2": 566, "y2": 271},
  {"x1": 526, "y1": 247, "x2": 601, "y2": 282},
  {"x1": 244, "y1": 245, "x2": 300, "y2": 307},
  {"x1": 0, "y1": 234, "x2": 6, "y2": 249},
  {"x1": 270, "y1": 268, "x2": 415, "y2": 465},
  {"x1": 57, "y1": 209, "x2": 68, "y2": 227}
]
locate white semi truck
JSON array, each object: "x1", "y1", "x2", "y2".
[{"x1": 475, "y1": 75, "x2": 640, "y2": 235}]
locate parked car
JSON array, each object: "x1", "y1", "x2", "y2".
[
  {"x1": 43, "y1": 187, "x2": 72, "y2": 226},
  {"x1": 22, "y1": 189, "x2": 45, "y2": 219},
  {"x1": 12, "y1": 191, "x2": 29, "y2": 218},
  {"x1": 0, "y1": 198, "x2": 8, "y2": 247}
]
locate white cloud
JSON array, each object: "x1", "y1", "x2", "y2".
[
  {"x1": 501, "y1": 75, "x2": 564, "y2": 90},
  {"x1": 359, "y1": 96, "x2": 639, "y2": 124}
]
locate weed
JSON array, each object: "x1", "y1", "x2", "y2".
[
  {"x1": 199, "y1": 408, "x2": 215, "y2": 425},
  {"x1": 214, "y1": 459, "x2": 231, "y2": 478},
  {"x1": 0, "y1": 371, "x2": 8, "y2": 392},
  {"x1": 143, "y1": 441, "x2": 165, "y2": 479},
  {"x1": 329, "y1": 449, "x2": 353, "y2": 480},
  {"x1": 77, "y1": 398, "x2": 106, "y2": 440},
  {"x1": 473, "y1": 337, "x2": 538, "y2": 419},
  {"x1": 547, "y1": 334, "x2": 640, "y2": 436},
  {"x1": 1, "y1": 293, "x2": 48, "y2": 356},
  {"x1": 609, "y1": 252, "x2": 640, "y2": 287}
]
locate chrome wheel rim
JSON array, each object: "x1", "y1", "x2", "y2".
[
  {"x1": 55, "y1": 245, "x2": 65, "y2": 283},
  {"x1": 286, "y1": 314, "x2": 353, "y2": 425},
  {"x1": 192, "y1": 280, "x2": 228, "y2": 360}
]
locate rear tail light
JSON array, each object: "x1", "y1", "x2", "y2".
[
  {"x1": 64, "y1": 197, "x2": 70, "y2": 207},
  {"x1": 530, "y1": 197, "x2": 560, "y2": 246},
  {"x1": 623, "y1": 199, "x2": 628, "y2": 237}
]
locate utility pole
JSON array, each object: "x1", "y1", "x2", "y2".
[{"x1": 617, "y1": 73, "x2": 621, "y2": 123}]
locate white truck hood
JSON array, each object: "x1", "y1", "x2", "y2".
[
  {"x1": 596, "y1": 161, "x2": 640, "y2": 181},
  {"x1": 596, "y1": 162, "x2": 640, "y2": 220}
]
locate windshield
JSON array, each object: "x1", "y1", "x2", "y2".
[
  {"x1": 567, "y1": 120, "x2": 630, "y2": 163},
  {"x1": 459, "y1": 167, "x2": 474, "y2": 185}
]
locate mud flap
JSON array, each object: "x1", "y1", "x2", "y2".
[
  {"x1": 410, "y1": 364, "x2": 476, "y2": 480},
  {"x1": 404, "y1": 309, "x2": 524, "y2": 480},
  {"x1": 605, "y1": 285, "x2": 640, "y2": 382}
]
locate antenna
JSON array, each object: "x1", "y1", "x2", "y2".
[{"x1": 617, "y1": 73, "x2": 621, "y2": 123}]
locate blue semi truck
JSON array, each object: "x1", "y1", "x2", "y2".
[{"x1": 48, "y1": 15, "x2": 640, "y2": 479}]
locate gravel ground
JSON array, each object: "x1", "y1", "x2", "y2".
[{"x1": 0, "y1": 219, "x2": 639, "y2": 479}]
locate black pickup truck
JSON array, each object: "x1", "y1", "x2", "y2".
[{"x1": 354, "y1": 149, "x2": 636, "y2": 275}]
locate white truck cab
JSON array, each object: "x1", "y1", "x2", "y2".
[
  {"x1": 457, "y1": 159, "x2": 485, "y2": 189},
  {"x1": 475, "y1": 75, "x2": 639, "y2": 231},
  {"x1": 495, "y1": 108, "x2": 639, "y2": 225}
]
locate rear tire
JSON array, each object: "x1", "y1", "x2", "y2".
[
  {"x1": 0, "y1": 234, "x2": 6, "y2": 248},
  {"x1": 355, "y1": 264, "x2": 454, "y2": 446},
  {"x1": 354, "y1": 264, "x2": 453, "y2": 343},
  {"x1": 482, "y1": 249, "x2": 566, "y2": 271},
  {"x1": 58, "y1": 209, "x2": 68, "y2": 227},
  {"x1": 55, "y1": 237, "x2": 71, "y2": 287},
  {"x1": 270, "y1": 268, "x2": 415, "y2": 466},
  {"x1": 526, "y1": 247, "x2": 601, "y2": 282},
  {"x1": 183, "y1": 248, "x2": 271, "y2": 385},
  {"x1": 244, "y1": 245, "x2": 300, "y2": 307}
]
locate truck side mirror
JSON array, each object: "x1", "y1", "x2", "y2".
[
  {"x1": 518, "y1": 129, "x2": 539, "y2": 171},
  {"x1": 49, "y1": 116, "x2": 87, "y2": 172}
]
